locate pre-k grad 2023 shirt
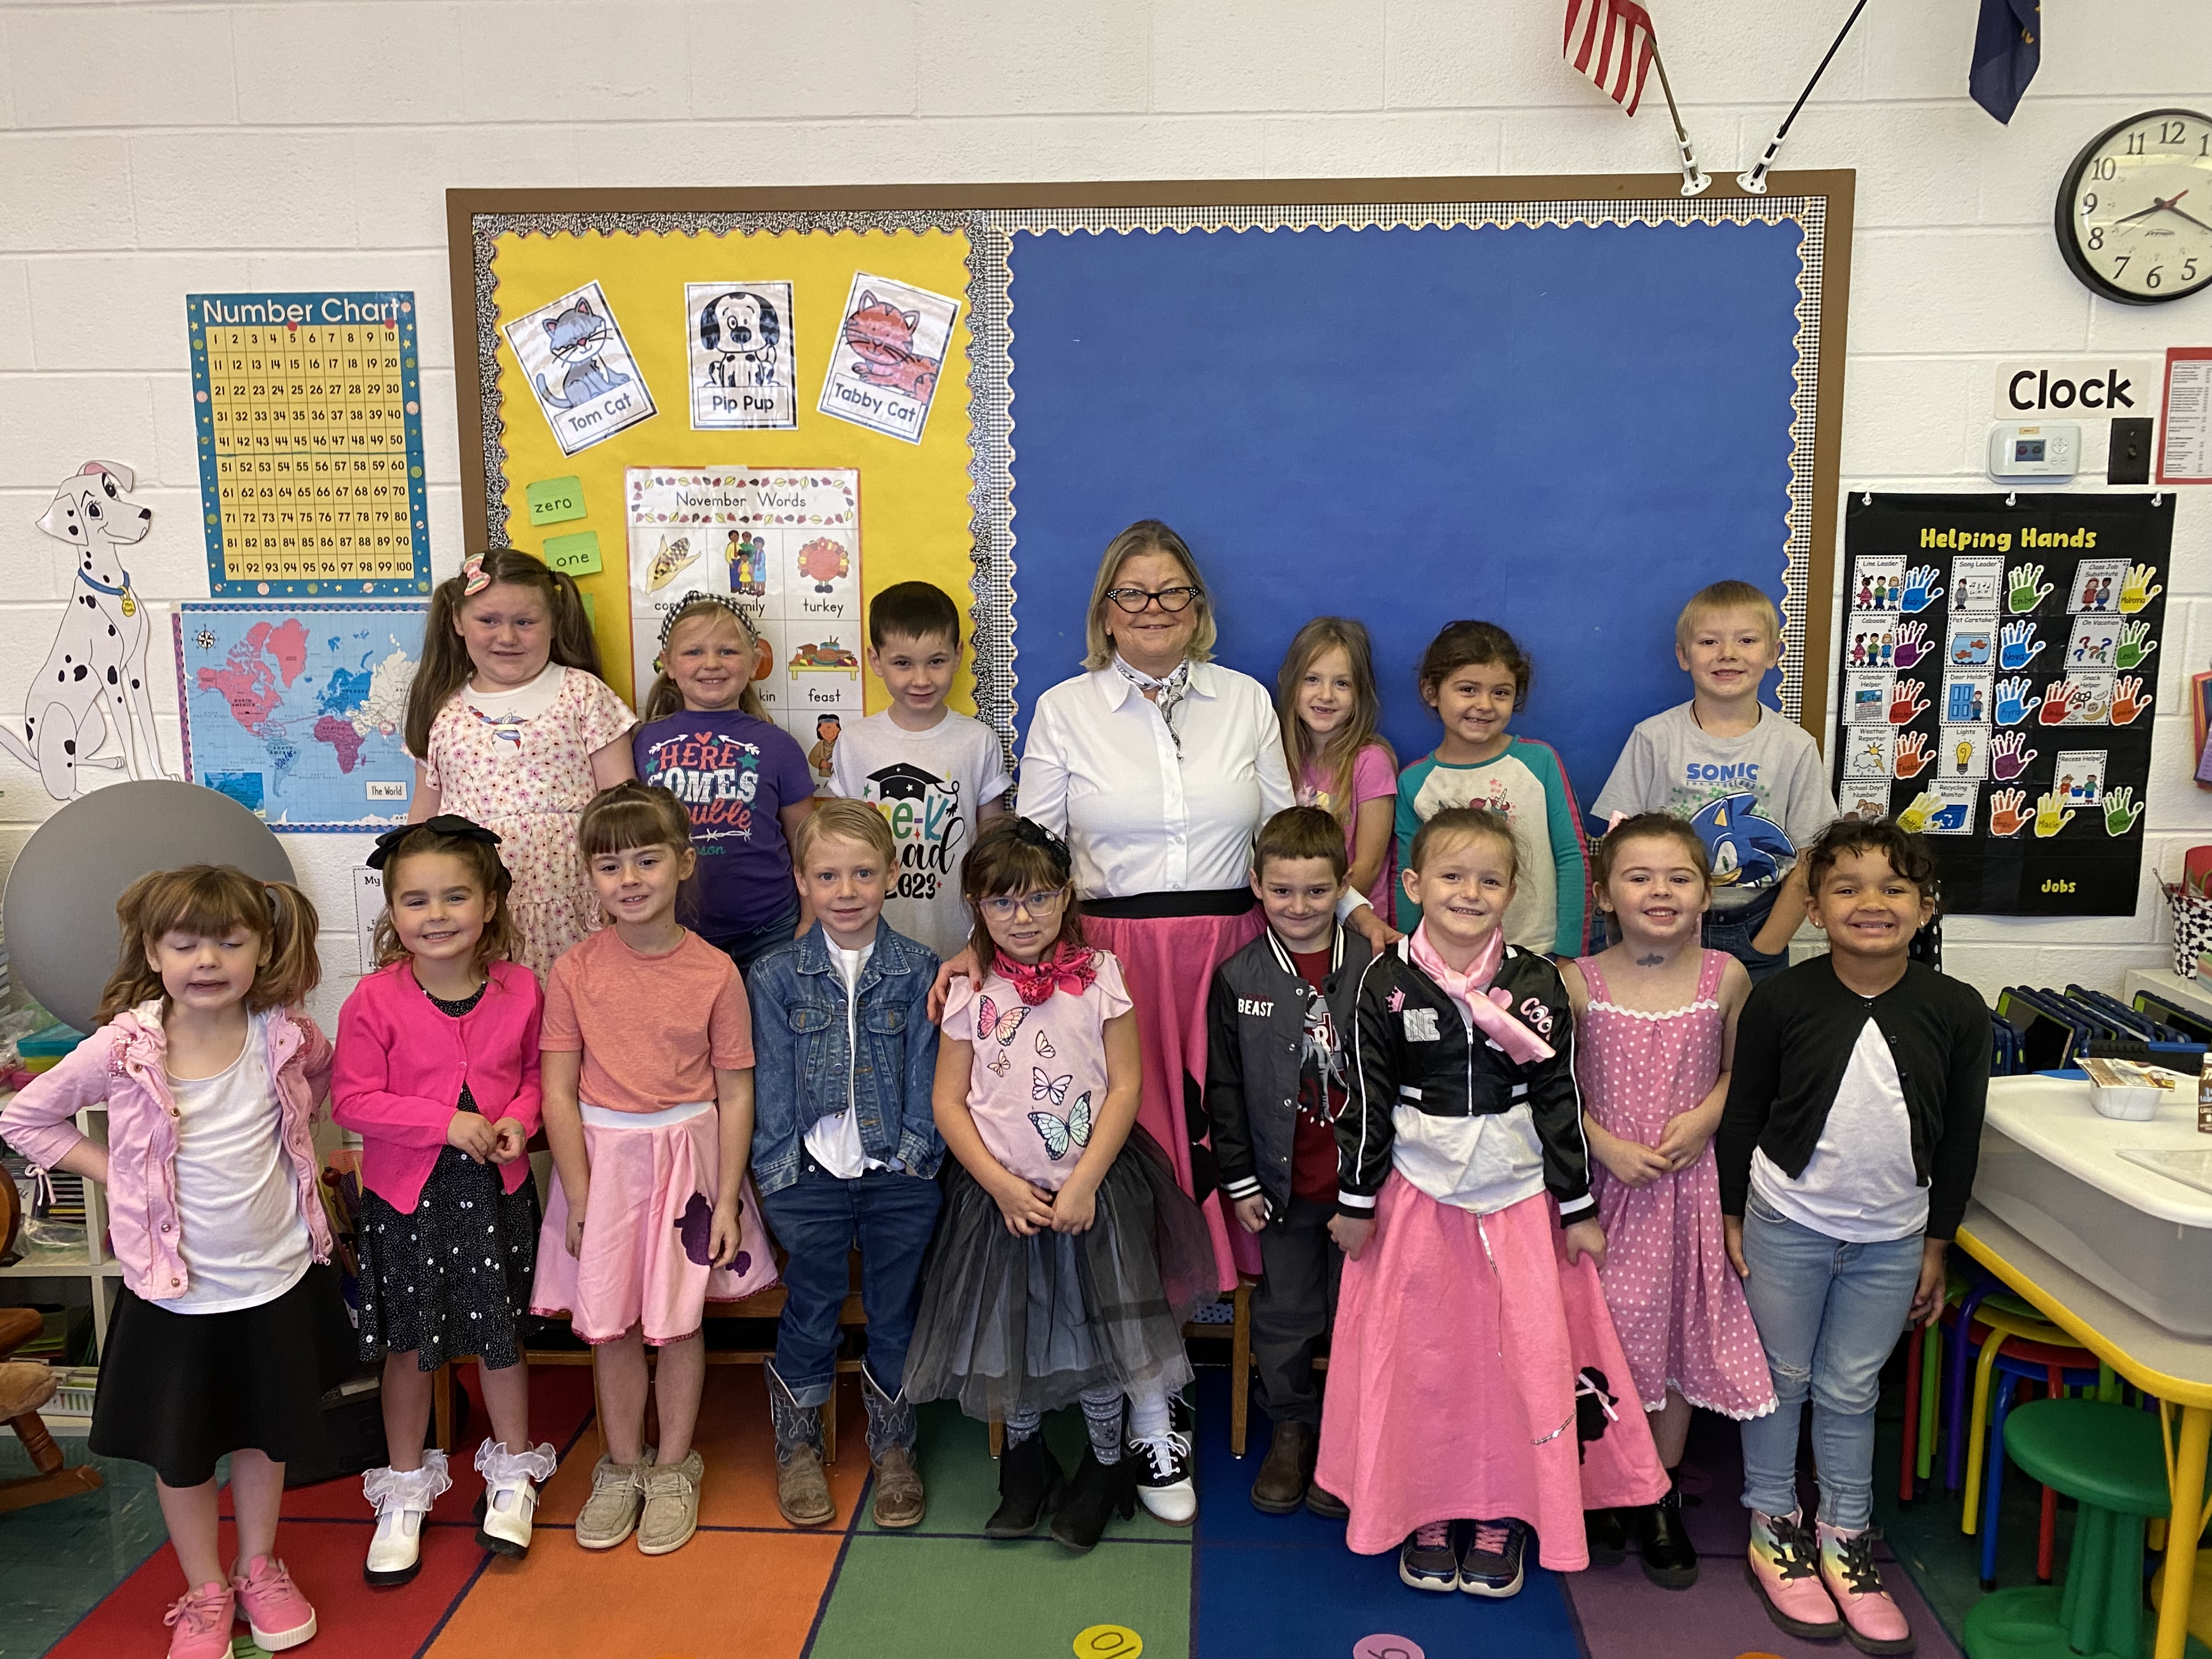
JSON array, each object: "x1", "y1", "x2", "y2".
[
  {"x1": 633, "y1": 710, "x2": 817, "y2": 941},
  {"x1": 1591, "y1": 703, "x2": 1839, "y2": 915}
]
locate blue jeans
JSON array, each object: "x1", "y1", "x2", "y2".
[
  {"x1": 758, "y1": 1161, "x2": 941, "y2": 1408},
  {"x1": 1703, "y1": 894, "x2": 1791, "y2": 984},
  {"x1": 713, "y1": 899, "x2": 803, "y2": 977},
  {"x1": 1736, "y1": 1192, "x2": 1924, "y2": 1531}
]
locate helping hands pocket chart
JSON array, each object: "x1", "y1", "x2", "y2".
[
  {"x1": 188, "y1": 293, "x2": 432, "y2": 597},
  {"x1": 1832, "y1": 493, "x2": 2172, "y2": 916},
  {"x1": 627, "y1": 467, "x2": 863, "y2": 776}
]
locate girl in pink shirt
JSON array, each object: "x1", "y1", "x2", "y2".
[
  {"x1": 334, "y1": 816, "x2": 554, "y2": 1587},
  {"x1": 904, "y1": 818, "x2": 1214, "y2": 1552},
  {"x1": 0, "y1": 866, "x2": 340, "y2": 1659},
  {"x1": 1278, "y1": 617, "x2": 1397, "y2": 916}
]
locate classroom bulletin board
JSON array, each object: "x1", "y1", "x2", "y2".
[{"x1": 450, "y1": 175, "x2": 1854, "y2": 802}]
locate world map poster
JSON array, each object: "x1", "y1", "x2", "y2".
[{"x1": 176, "y1": 601, "x2": 425, "y2": 831}]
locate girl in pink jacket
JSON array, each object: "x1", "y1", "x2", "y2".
[
  {"x1": 333, "y1": 817, "x2": 555, "y2": 1587},
  {"x1": 1, "y1": 866, "x2": 341, "y2": 1659}
]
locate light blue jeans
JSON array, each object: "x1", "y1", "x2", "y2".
[{"x1": 1736, "y1": 1190, "x2": 1925, "y2": 1531}]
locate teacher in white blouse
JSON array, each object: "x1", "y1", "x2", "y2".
[{"x1": 1018, "y1": 520, "x2": 1392, "y2": 1292}]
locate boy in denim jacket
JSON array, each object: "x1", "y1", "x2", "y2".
[{"x1": 747, "y1": 799, "x2": 944, "y2": 1530}]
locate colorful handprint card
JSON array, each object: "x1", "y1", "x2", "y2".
[
  {"x1": 1842, "y1": 729, "x2": 1894, "y2": 780},
  {"x1": 1950, "y1": 556, "x2": 2003, "y2": 614},
  {"x1": 1850, "y1": 556, "x2": 1904, "y2": 612},
  {"x1": 817, "y1": 271, "x2": 961, "y2": 444},
  {"x1": 1944, "y1": 671, "x2": 1991, "y2": 725},
  {"x1": 2068, "y1": 614, "x2": 2120, "y2": 671},
  {"x1": 1942, "y1": 724, "x2": 1991, "y2": 781},
  {"x1": 2054, "y1": 750, "x2": 2107, "y2": 808},
  {"x1": 1946, "y1": 623, "x2": 1994, "y2": 668},
  {"x1": 2068, "y1": 558, "x2": 2128, "y2": 614},
  {"x1": 1846, "y1": 672, "x2": 1894, "y2": 726}
]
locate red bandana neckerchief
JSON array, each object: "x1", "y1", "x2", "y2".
[{"x1": 994, "y1": 939, "x2": 1099, "y2": 1006}]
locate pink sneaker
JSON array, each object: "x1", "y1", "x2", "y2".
[
  {"x1": 162, "y1": 1582, "x2": 235, "y2": 1659},
  {"x1": 1817, "y1": 1522, "x2": 1916, "y2": 1655},
  {"x1": 231, "y1": 1554, "x2": 317, "y2": 1651},
  {"x1": 1745, "y1": 1507, "x2": 1841, "y2": 1639}
]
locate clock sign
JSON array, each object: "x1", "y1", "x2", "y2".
[{"x1": 2056, "y1": 108, "x2": 2212, "y2": 304}]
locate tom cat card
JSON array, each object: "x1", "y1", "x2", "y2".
[{"x1": 1835, "y1": 493, "x2": 2170, "y2": 916}]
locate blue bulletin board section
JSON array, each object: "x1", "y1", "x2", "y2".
[{"x1": 997, "y1": 210, "x2": 1817, "y2": 810}]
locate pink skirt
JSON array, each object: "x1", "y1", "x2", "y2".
[
  {"x1": 1084, "y1": 907, "x2": 1266, "y2": 1292},
  {"x1": 1315, "y1": 1176, "x2": 1667, "y2": 1565},
  {"x1": 530, "y1": 1102, "x2": 778, "y2": 1347}
]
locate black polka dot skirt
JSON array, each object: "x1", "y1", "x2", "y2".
[{"x1": 356, "y1": 1142, "x2": 540, "y2": 1373}]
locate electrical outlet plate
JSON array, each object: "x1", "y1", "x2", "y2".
[{"x1": 1989, "y1": 422, "x2": 2081, "y2": 480}]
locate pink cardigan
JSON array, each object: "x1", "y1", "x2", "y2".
[
  {"x1": 0, "y1": 1003, "x2": 334, "y2": 1304},
  {"x1": 332, "y1": 960, "x2": 544, "y2": 1214}
]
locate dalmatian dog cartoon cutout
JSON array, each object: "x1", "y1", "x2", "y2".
[
  {"x1": 0, "y1": 462, "x2": 171, "y2": 799},
  {"x1": 686, "y1": 281, "x2": 798, "y2": 430}
]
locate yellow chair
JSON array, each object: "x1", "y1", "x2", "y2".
[{"x1": 1960, "y1": 1300, "x2": 2095, "y2": 1536}]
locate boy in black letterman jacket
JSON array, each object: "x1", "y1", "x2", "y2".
[{"x1": 1205, "y1": 808, "x2": 1374, "y2": 1518}]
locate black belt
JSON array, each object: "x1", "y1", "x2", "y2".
[{"x1": 1081, "y1": 887, "x2": 1256, "y2": 921}]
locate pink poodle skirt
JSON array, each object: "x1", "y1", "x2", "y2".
[
  {"x1": 1084, "y1": 901, "x2": 1266, "y2": 1292},
  {"x1": 1315, "y1": 1176, "x2": 1667, "y2": 1566},
  {"x1": 531, "y1": 1101, "x2": 777, "y2": 1346}
]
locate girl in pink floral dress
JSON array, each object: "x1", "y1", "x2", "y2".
[
  {"x1": 404, "y1": 549, "x2": 637, "y2": 978},
  {"x1": 1564, "y1": 812, "x2": 1774, "y2": 1589}
]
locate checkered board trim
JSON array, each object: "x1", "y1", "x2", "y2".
[{"x1": 467, "y1": 197, "x2": 1825, "y2": 759}]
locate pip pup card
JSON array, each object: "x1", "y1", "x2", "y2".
[
  {"x1": 817, "y1": 271, "x2": 961, "y2": 444},
  {"x1": 686, "y1": 281, "x2": 798, "y2": 431},
  {"x1": 187, "y1": 291, "x2": 431, "y2": 596},
  {"x1": 503, "y1": 280, "x2": 655, "y2": 456}
]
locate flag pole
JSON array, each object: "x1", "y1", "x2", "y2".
[
  {"x1": 1737, "y1": 0, "x2": 1868, "y2": 194},
  {"x1": 1648, "y1": 42, "x2": 1708, "y2": 196}
]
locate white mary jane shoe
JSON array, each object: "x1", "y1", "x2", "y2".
[
  {"x1": 363, "y1": 1450, "x2": 452, "y2": 1586},
  {"x1": 474, "y1": 1437, "x2": 559, "y2": 1559}
]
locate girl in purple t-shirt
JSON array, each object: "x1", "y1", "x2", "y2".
[{"x1": 630, "y1": 594, "x2": 818, "y2": 973}]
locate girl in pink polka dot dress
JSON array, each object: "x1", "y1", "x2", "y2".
[{"x1": 1562, "y1": 812, "x2": 1774, "y2": 1589}]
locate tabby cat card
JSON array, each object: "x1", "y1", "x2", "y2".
[
  {"x1": 503, "y1": 280, "x2": 656, "y2": 455},
  {"x1": 817, "y1": 271, "x2": 960, "y2": 444}
]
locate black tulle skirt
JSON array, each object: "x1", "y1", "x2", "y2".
[{"x1": 902, "y1": 1124, "x2": 1215, "y2": 1421}]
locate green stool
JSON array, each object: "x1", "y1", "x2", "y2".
[{"x1": 1965, "y1": 1400, "x2": 2211, "y2": 1659}]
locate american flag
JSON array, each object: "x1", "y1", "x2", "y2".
[{"x1": 1564, "y1": 0, "x2": 1658, "y2": 117}]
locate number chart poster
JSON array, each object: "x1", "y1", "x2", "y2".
[
  {"x1": 188, "y1": 292, "x2": 433, "y2": 598},
  {"x1": 1833, "y1": 493, "x2": 2171, "y2": 916}
]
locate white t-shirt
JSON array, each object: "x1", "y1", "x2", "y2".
[
  {"x1": 1751, "y1": 1017, "x2": 1928, "y2": 1243},
  {"x1": 829, "y1": 708, "x2": 1012, "y2": 960},
  {"x1": 804, "y1": 942, "x2": 885, "y2": 1179},
  {"x1": 167, "y1": 1036, "x2": 313, "y2": 1313},
  {"x1": 461, "y1": 662, "x2": 568, "y2": 722}
]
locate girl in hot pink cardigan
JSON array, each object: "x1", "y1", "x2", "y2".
[{"x1": 332, "y1": 816, "x2": 554, "y2": 1583}]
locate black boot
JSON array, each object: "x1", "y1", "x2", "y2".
[
  {"x1": 1632, "y1": 1470, "x2": 1699, "y2": 1589},
  {"x1": 1585, "y1": 1506, "x2": 1628, "y2": 1566},
  {"x1": 985, "y1": 1433, "x2": 1063, "y2": 1539},
  {"x1": 1048, "y1": 1446, "x2": 1137, "y2": 1553}
]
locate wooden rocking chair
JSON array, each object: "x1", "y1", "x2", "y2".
[{"x1": 0, "y1": 1171, "x2": 104, "y2": 1511}]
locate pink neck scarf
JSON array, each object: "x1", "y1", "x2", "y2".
[{"x1": 1407, "y1": 922, "x2": 1556, "y2": 1065}]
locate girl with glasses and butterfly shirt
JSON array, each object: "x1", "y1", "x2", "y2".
[{"x1": 905, "y1": 817, "x2": 1216, "y2": 1551}]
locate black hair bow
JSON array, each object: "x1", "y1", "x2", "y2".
[
  {"x1": 1008, "y1": 816, "x2": 1071, "y2": 874},
  {"x1": 367, "y1": 814, "x2": 504, "y2": 870}
]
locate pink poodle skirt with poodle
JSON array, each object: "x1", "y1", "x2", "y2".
[
  {"x1": 1315, "y1": 1175, "x2": 1667, "y2": 1566},
  {"x1": 531, "y1": 1101, "x2": 777, "y2": 1346}
]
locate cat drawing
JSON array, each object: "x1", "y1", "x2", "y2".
[
  {"x1": 842, "y1": 292, "x2": 938, "y2": 400},
  {"x1": 535, "y1": 297, "x2": 631, "y2": 410}
]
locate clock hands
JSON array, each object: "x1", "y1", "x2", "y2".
[{"x1": 2109, "y1": 187, "x2": 2212, "y2": 236}]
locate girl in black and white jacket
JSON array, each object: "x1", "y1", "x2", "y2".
[{"x1": 1313, "y1": 806, "x2": 1666, "y2": 1601}]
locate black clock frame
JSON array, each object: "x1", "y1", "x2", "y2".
[{"x1": 2053, "y1": 106, "x2": 2212, "y2": 306}]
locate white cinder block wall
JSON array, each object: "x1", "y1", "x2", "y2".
[{"x1": 1, "y1": 0, "x2": 2210, "y2": 1021}]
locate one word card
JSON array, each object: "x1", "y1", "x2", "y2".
[
  {"x1": 188, "y1": 292, "x2": 432, "y2": 597},
  {"x1": 627, "y1": 468, "x2": 862, "y2": 790}
]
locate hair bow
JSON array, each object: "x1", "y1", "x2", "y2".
[
  {"x1": 1008, "y1": 816, "x2": 1071, "y2": 876},
  {"x1": 460, "y1": 552, "x2": 490, "y2": 596},
  {"x1": 368, "y1": 814, "x2": 504, "y2": 870}
]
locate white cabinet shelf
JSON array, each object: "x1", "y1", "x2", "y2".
[{"x1": 1, "y1": 1097, "x2": 120, "y2": 1357}]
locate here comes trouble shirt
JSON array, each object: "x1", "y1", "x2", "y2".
[{"x1": 633, "y1": 709, "x2": 816, "y2": 940}]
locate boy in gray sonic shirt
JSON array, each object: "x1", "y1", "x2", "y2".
[{"x1": 1592, "y1": 582, "x2": 1838, "y2": 981}]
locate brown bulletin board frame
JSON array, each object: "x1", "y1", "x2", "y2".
[{"x1": 447, "y1": 170, "x2": 1854, "y2": 747}]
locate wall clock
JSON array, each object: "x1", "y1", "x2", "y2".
[{"x1": 2056, "y1": 108, "x2": 2212, "y2": 304}]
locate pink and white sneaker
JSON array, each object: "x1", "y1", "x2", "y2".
[
  {"x1": 1817, "y1": 1521, "x2": 1917, "y2": 1655},
  {"x1": 162, "y1": 1581, "x2": 235, "y2": 1659},
  {"x1": 231, "y1": 1554, "x2": 317, "y2": 1650},
  {"x1": 1745, "y1": 1507, "x2": 1842, "y2": 1639}
]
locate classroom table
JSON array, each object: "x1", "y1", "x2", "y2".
[{"x1": 1954, "y1": 1200, "x2": 2212, "y2": 1659}]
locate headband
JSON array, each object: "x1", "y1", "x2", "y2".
[
  {"x1": 1007, "y1": 816, "x2": 1072, "y2": 877},
  {"x1": 368, "y1": 814, "x2": 505, "y2": 871},
  {"x1": 460, "y1": 552, "x2": 490, "y2": 596},
  {"x1": 653, "y1": 591, "x2": 760, "y2": 674}
]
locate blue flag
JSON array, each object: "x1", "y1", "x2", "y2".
[{"x1": 1971, "y1": 0, "x2": 2039, "y2": 123}]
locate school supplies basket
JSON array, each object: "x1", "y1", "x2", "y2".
[{"x1": 2164, "y1": 881, "x2": 2212, "y2": 979}]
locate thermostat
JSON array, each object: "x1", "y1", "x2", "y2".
[{"x1": 1988, "y1": 422, "x2": 2080, "y2": 481}]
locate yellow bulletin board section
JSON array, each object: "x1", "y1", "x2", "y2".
[{"x1": 482, "y1": 227, "x2": 978, "y2": 713}]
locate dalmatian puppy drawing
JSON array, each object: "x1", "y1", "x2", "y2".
[
  {"x1": 699, "y1": 289, "x2": 782, "y2": 390},
  {"x1": 0, "y1": 462, "x2": 170, "y2": 799}
]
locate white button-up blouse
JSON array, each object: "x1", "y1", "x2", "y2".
[{"x1": 1018, "y1": 662, "x2": 1296, "y2": 901}]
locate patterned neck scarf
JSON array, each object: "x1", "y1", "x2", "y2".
[
  {"x1": 1113, "y1": 656, "x2": 1193, "y2": 755},
  {"x1": 994, "y1": 939, "x2": 1099, "y2": 1006},
  {"x1": 1407, "y1": 923, "x2": 1555, "y2": 1064}
]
